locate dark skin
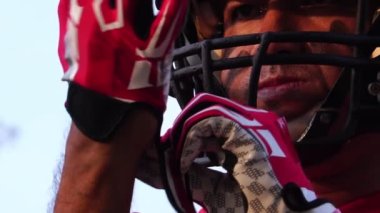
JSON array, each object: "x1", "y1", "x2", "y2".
[
  {"x1": 54, "y1": 109, "x2": 158, "y2": 212},
  {"x1": 220, "y1": 0, "x2": 355, "y2": 140},
  {"x1": 219, "y1": 0, "x2": 380, "y2": 206},
  {"x1": 54, "y1": 0, "x2": 379, "y2": 211},
  {"x1": 54, "y1": 0, "x2": 183, "y2": 211}
]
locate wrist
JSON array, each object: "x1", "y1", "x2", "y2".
[{"x1": 66, "y1": 83, "x2": 163, "y2": 142}]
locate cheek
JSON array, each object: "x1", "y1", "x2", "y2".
[
  {"x1": 320, "y1": 66, "x2": 342, "y2": 89},
  {"x1": 220, "y1": 68, "x2": 251, "y2": 104},
  {"x1": 309, "y1": 42, "x2": 352, "y2": 89},
  {"x1": 306, "y1": 26, "x2": 354, "y2": 88},
  {"x1": 224, "y1": 21, "x2": 260, "y2": 37},
  {"x1": 296, "y1": 15, "x2": 356, "y2": 33}
]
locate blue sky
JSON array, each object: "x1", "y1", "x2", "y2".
[{"x1": 0, "y1": 1, "x2": 181, "y2": 212}]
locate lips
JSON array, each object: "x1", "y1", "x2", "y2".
[{"x1": 257, "y1": 77, "x2": 307, "y2": 101}]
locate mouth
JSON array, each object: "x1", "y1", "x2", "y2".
[{"x1": 258, "y1": 77, "x2": 306, "y2": 100}]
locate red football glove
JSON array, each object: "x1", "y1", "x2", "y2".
[
  {"x1": 158, "y1": 93, "x2": 339, "y2": 213},
  {"x1": 58, "y1": 0, "x2": 187, "y2": 110},
  {"x1": 58, "y1": 0, "x2": 188, "y2": 140}
]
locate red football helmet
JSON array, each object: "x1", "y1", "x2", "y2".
[{"x1": 167, "y1": 0, "x2": 380, "y2": 154}]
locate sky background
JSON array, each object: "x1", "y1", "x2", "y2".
[{"x1": 0, "y1": 1, "x2": 181, "y2": 212}]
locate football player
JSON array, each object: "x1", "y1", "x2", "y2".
[
  {"x1": 164, "y1": 0, "x2": 380, "y2": 212},
  {"x1": 54, "y1": 0, "x2": 380, "y2": 212}
]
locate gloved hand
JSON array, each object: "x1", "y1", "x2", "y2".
[
  {"x1": 159, "y1": 93, "x2": 339, "y2": 213},
  {"x1": 58, "y1": 0, "x2": 188, "y2": 141}
]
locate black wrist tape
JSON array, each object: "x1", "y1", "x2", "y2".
[{"x1": 66, "y1": 83, "x2": 163, "y2": 142}]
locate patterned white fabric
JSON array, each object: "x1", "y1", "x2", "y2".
[
  {"x1": 184, "y1": 116, "x2": 286, "y2": 212},
  {"x1": 137, "y1": 93, "x2": 339, "y2": 213}
]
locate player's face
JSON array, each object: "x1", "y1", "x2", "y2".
[{"x1": 219, "y1": 0, "x2": 357, "y2": 140}]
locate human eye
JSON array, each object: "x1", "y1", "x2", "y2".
[{"x1": 230, "y1": 4, "x2": 268, "y2": 23}]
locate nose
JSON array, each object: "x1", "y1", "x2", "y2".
[
  {"x1": 259, "y1": 5, "x2": 305, "y2": 54},
  {"x1": 260, "y1": 5, "x2": 296, "y2": 32}
]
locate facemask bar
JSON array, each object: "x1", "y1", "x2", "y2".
[
  {"x1": 297, "y1": 0, "x2": 380, "y2": 146},
  {"x1": 172, "y1": 33, "x2": 380, "y2": 99},
  {"x1": 172, "y1": 34, "x2": 380, "y2": 140},
  {"x1": 171, "y1": 0, "x2": 380, "y2": 146}
]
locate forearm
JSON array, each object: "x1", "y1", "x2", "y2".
[
  {"x1": 55, "y1": 0, "x2": 187, "y2": 211},
  {"x1": 54, "y1": 108, "x2": 158, "y2": 213}
]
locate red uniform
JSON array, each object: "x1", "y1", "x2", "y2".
[{"x1": 340, "y1": 192, "x2": 380, "y2": 213}]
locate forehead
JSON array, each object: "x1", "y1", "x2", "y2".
[
  {"x1": 223, "y1": 0, "x2": 379, "y2": 7},
  {"x1": 223, "y1": 0, "x2": 357, "y2": 5},
  {"x1": 221, "y1": 0, "x2": 358, "y2": 14}
]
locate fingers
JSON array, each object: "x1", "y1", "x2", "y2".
[
  {"x1": 108, "y1": 0, "x2": 188, "y2": 57},
  {"x1": 189, "y1": 164, "x2": 245, "y2": 212},
  {"x1": 146, "y1": 0, "x2": 188, "y2": 50},
  {"x1": 92, "y1": 0, "x2": 124, "y2": 32},
  {"x1": 152, "y1": 0, "x2": 188, "y2": 38}
]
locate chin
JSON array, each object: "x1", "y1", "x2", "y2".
[
  {"x1": 258, "y1": 101, "x2": 315, "y2": 118},
  {"x1": 260, "y1": 102, "x2": 322, "y2": 142}
]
